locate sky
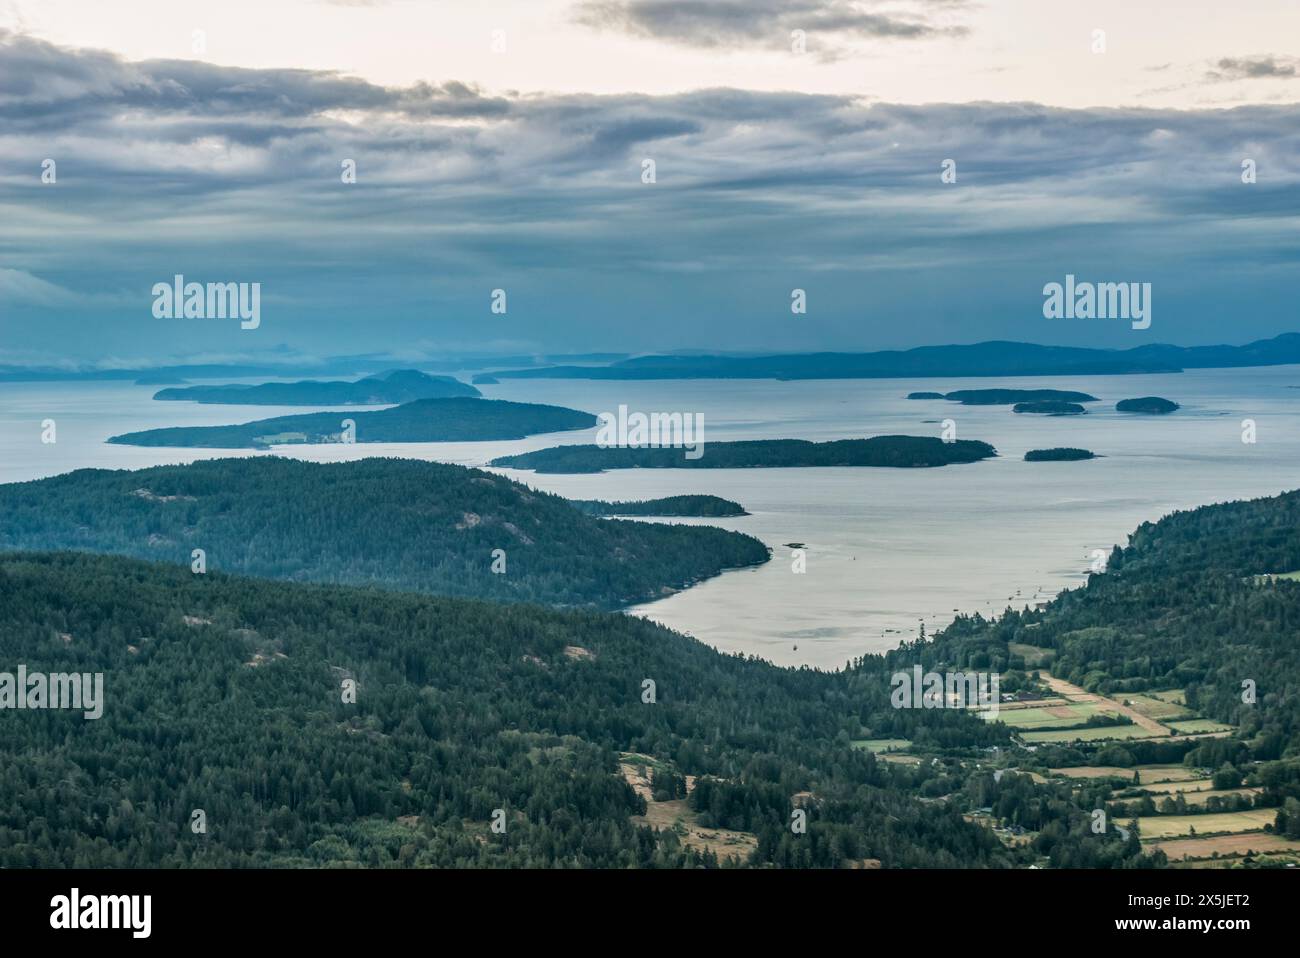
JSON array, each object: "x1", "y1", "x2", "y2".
[{"x1": 1, "y1": 0, "x2": 1299, "y2": 368}]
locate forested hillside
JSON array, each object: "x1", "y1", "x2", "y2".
[
  {"x1": 6, "y1": 470, "x2": 1296, "y2": 869},
  {"x1": 0, "y1": 458, "x2": 768, "y2": 609},
  {"x1": 0, "y1": 552, "x2": 1013, "y2": 868}
]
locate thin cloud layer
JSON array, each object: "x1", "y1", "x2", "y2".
[
  {"x1": 574, "y1": 0, "x2": 969, "y2": 58},
  {"x1": 1207, "y1": 56, "x2": 1300, "y2": 82},
  {"x1": 3, "y1": 28, "x2": 1298, "y2": 361}
]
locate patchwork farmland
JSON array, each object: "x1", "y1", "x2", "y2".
[{"x1": 981, "y1": 657, "x2": 1234, "y2": 748}]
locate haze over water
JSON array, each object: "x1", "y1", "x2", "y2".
[{"x1": 3, "y1": 365, "x2": 1297, "y2": 669}]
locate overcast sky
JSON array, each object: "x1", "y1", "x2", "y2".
[{"x1": 2, "y1": 0, "x2": 1298, "y2": 367}]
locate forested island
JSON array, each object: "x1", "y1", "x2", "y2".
[
  {"x1": 1013, "y1": 401, "x2": 1087, "y2": 416},
  {"x1": 906, "y1": 391, "x2": 945, "y2": 400},
  {"x1": 108, "y1": 397, "x2": 596, "y2": 448},
  {"x1": 492, "y1": 436, "x2": 997, "y2": 473},
  {"x1": 570, "y1": 495, "x2": 748, "y2": 517},
  {"x1": 0, "y1": 458, "x2": 767, "y2": 609},
  {"x1": 1116, "y1": 397, "x2": 1180, "y2": 414},
  {"x1": 945, "y1": 389, "x2": 1098, "y2": 405},
  {"x1": 152, "y1": 369, "x2": 480, "y2": 405},
  {"x1": 1025, "y1": 448, "x2": 1096, "y2": 461}
]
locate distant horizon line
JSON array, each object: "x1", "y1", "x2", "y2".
[{"x1": 3, "y1": 332, "x2": 1299, "y2": 384}]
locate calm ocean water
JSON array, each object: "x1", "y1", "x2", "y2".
[{"x1": 2, "y1": 366, "x2": 1298, "y2": 669}]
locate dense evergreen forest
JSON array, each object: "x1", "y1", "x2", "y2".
[
  {"x1": 0, "y1": 458, "x2": 768, "y2": 609},
  {"x1": 153, "y1": 369, "x2": 480, "y2": 404},
  {"x1": 570, "y1": 495, "x2": 747, "y2": 517},
  {"x1": 0, "y1": 552, "x2": 1016, "y2": 868},
  {"x1": 6, "y1": 466, "x2": 1300, "y2": 868},
  {"x1": 109, "y1": 397, "x2": 595, "y2": 448},
  {"x1": 493, "y1": 436, "x2": 997, "y2": 473}
]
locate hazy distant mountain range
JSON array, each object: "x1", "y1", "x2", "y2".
[
  {"x1": 0, "y1": 354, "x2": 628, "y2": 383},
  {"x1": 485, "y1": 334, "x2": 1300, "y2": 381},
  {"x1": 5, "y1": 336, "x2": 1299, "y2": 384},
  {"x1": 6, "y1": 337, "x2": 1300, "y2": 385},
  {"x1": 152, "y1": 369, "x2": 479, "y2": 405}
]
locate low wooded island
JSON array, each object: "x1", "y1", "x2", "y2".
[
  {"x1": 571, "y1": 495, "x2": 748, "y2": 517},
  {"x1": 1116, "y1": 396, "x2": 1180, "y2": 414},
  {"x1": 945, "y1": 388, "x2": 1099, "y2": 405},
  {"x1": 492, "y1": 436, "x2": 997, "y2": 473},
  {"x1": 153, "y1": 369, "x2": 480, "y2": 405},
  {"x1": 1013, "y1": 401, "x2": 1087, "y2": 416},
  {"x1": 1025, "y1": 448, "x2": 1096, "y2": 461},
  {"x1": 108, "y1": 397, "x2": 597, "y2": 448}
]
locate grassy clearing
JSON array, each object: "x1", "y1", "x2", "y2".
[
  {"x1": 877, "y1": 753, "x2": 922, "y2": 765},
  {"x1": 1135, "y1": 764, "x2": 1205, "y2": 783},
  {"x1": 1054, "y1": 766, "x2": 1134, "y2": 780},
  {"x1": 988, "y1": 702, "x2": 1115, "y2": 729},
  {"x1": 1137, "y1": 778, "x2": 1212, "y2": 794},
  {"x1": 1051, "y1": 763, "x2": 1205, "y2": 782},
  {"x1": 619, "y1": 751, "x2": 671, "y2": 775},
  {"x1": 1158, "y1": 787, "x2": 1262, "y2": 807},
  {"x1": 1147, "y1": 832, "x2": 1300, "y2": 861},
  {"x1": 997, "y1": 697, "x2": 1070, "y2": 710},
  {"x1": 1008, "y1": 642, "x2": 1053, "y2": 668},
  {"x1": 1122, "y1": 693, "x2": 1193, "y2": 722},
  {"x1": 620, "y1": 760, "x2": 757, "y2": 862},
  {"x1": 1021, "y1": 724, "x2": 1155, "y2": 744},
  {"x1": 851, "y1": 738, "x2": 912, "y2": 753},
  {"x1": 1132, "y1": 809, "x2": 1276, "y2": 839},
  {"x1": 1147, "y1": 689, "x2": 1187, "y2": 705},
  {"x1": 1255, "y1": 570, "x2": 1300, "y2": 582},
  {"x1": 1167, "y1": 718, "x2": 1234, "y2": 734}
]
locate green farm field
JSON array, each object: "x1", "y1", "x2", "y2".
[
  {"x1": 851, "y1": 738, "x2": 912, "y2": 753},
  {"x1": 1167, "y1": 719, "x2": 1234, "y2": 734},
  {"x1": 1021, "y1": 725, "x2": 1155, "y2": 744},
  {"x1": 986, "y1": 702, "x2": 1115, "y2": 729},
  {"x1": 1133, "y1": 809, "x2": 1276, "y2": 839},
  {"x1": 1122, "y1": 693, "x2": 1193, "y2": 721}
]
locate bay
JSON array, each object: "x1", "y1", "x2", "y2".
[{"x1": 2, "y1": 366, "x2": 1297, "y2": 669}]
